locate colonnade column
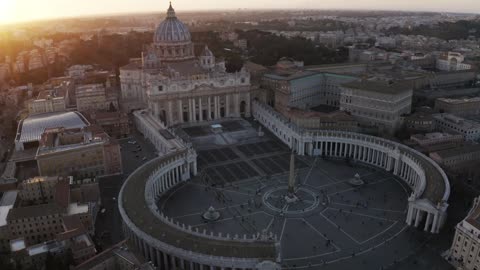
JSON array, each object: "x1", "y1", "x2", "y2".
[
  {"x1": 431, "y1": 213, "x2": 439, "y2": 233},
  {"x1": 414, "y1": 209, "x2": 422, "y2": 227},
  {"x1": 424, "y1": 212, "x2": 432, "y2": 231}
]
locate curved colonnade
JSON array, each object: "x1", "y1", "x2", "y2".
[
  {"x1": 119, "y1": 100, "x2": 451, "y2": 270},
  {"x1": 119, "y1": 148, "x2": 280, "y2": 270},
  {"x1": 252, "y1": 101, "x2": 450, "y2": 234}
]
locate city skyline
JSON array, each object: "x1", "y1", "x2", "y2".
[{"x1": 1, "y1": 0, "x2": 480, "y2": 25}]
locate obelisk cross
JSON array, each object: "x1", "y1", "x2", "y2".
[{"x1": 288, "y1": 150, "x2": 295, "y2": 195}]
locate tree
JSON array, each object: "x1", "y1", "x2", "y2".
[{"x1": 225, "y1": 54, "x2": 244, "y2": 73}]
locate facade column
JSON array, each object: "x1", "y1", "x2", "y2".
[
  {"x1": 225, "y1": 94, "x2": 230, "y2": 117},
  {"x1": 235, "y1": 93, "x2": 240, "y2": 116},
  {"x1": 245, "y1": 92, "x2": 251, "y2": 117},
  {"x1": 217, "y1": 96, "x2": 221, "y2": 118},
  {"x1": 207, "y1": 97, "x2": 212, "y2": 120},
  {"x1": 154, "y1": 102, "x2": 159, "y2": 119},
  {"x1": 192, "y1": 98, "x2": 197, "y2": 122},
  {"x1": 214, "y1": 96, "x2": 219, "y2": 119},
  {"x1": 199, "y1": 97, "x2": 203, "y2": 122},
  {"x1": 178, "y1": 100, "x2": 183, "y2": 123},
  {"x1": 188, "y1": 99, "x2": 193, "y2": 122},
  {"x1": 167, "y1": 100, "x2": 173, "y2": 125}
]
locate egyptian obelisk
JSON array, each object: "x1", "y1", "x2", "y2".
[{"x1": 288, "y1": 150, "x2": 295, "y2": 195}]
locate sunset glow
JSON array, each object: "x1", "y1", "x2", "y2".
[
  {"x1": 0, "y1": 0, "x2": 479, "y2": 25},
  {"x1": 0, "y1": 0, "x2": 15, "y2": 24}
]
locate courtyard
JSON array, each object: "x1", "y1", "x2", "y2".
[{"x1": 155, "y1": 119, "x2": 453, "y2": 269}]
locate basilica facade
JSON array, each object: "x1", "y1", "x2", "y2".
[{"x1": 119, "y1": 3, "x2": 251, "y2": 126}]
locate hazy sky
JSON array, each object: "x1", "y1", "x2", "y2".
[{"x1": 1, "y1": 0, "x2": 479, "y2": 25}]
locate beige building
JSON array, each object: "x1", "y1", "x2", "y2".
[
  {"x1": 284, "y1": 107, "x2": 358, "y2": 131},
  {"x1": 404, "y1": 111, "x2": 435, "y2": 133},
  {"x1": 430, "y1": 144, "x2": 480, "y2": 172},
  {"x1": 7, "y1": 203, "x2": 64, "y2": 245},
  {"x1": 446, "y1": 196, "x2": 480, "y2": 269},
  {"x1": 411, "y1": 132, "x2": 464, "y2": 147},
  {"x1": 433, "y1": 113, "x2": 480, "y2": 141},
  {"x1": 262, "y1": 64, "x2": 358, "y2": 114},
  {"x1": 18, "y1": 176, "x2": 68, "y2": 204},
  {"x1": 340, "y1": 80, "x2": 413, "y2": 133},
  {"x1": 87, "y1": 111, "x2": 130, "y2": 139},
  {"x1": 36, "y1": 126, "x2": 122, "y2": 179},
  {"x1": 28, "y1": 95, "x2": 66, "y2": 115},
  {"x1": 436, "y1": 52, "x2": 472, "y2": 72},
  {"x1": 76, "y1": 84, "x2": 118, "y2": 112},
  {"x1": 435, "y1": 97, "x2": 480, "y2": 117}
]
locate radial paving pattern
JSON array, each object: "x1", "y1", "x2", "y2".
[{"x1": 156, "y1": 138, "x2": 431, "y2": 269}]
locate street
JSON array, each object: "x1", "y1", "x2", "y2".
[{"x1": 94, "y1": 129, "x2": 157, "y2": 250}]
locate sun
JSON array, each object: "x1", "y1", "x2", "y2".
[{"x1": 0, "y1": 0, "x2": 15, "y2": 24}]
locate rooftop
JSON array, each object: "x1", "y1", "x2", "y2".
[
  {"x1": 7, "y1": 203, "x2": 63, "y2": 221},
  {"x1": 263, "y1": 70, "x2": 317, "y2": 81},
  {"x1": 67, "y1": 203, "x2": 89, "y2": 216},
  {"x1": 411, "y1": 132, "x2": 461, "y2": 141},
  {"x1": 0, "y1": 190, "x2": 18, "y2": 206},
  {"x1": 17, "y1": 111, "x2": 89, "y2": 144},
  {"x1": 0, "y1": 205, "x2": 13, "y2": 227},
  {"x1": 37, "y1": 126, "x2": 107, "y2": 156},
  {"x1": 433, "y1": 113, "x2": 480, "y2": 129},
  {"x1": 10, "y1": 239, "x2": 26, "y2": 252},
  {"x1": 74, "y1": 240, "x2": 145, "y2": 270},
  {"x1": 120, "y1": 61, "x2": 142, "y2": 71},
  {"x1": 287, "y1": 107, "x2": 355, "y2": 121},
  {"x1": 436, "y1": 97, "x2": 480, "y2": 104},
  {"x1": 342, "y1": 79, "x2": 412, "y2": 94},
  {"x1": 70, "y1": 183, "x2": 100, "y2": 204},
  {"x1": 432, "y1": 144, "x2": 480, "y2": 159}
]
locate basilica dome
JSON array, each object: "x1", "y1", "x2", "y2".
[{"x1": 154, "y1": 3, "x2": 191, "y2": 44}]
